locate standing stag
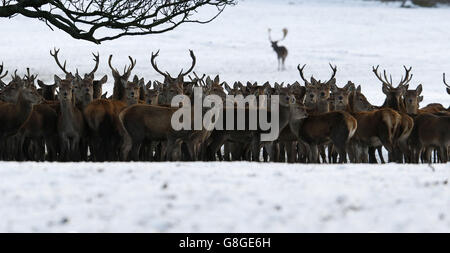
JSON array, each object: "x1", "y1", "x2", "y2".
[
  {"x1": 372, "y1": 65, "x2": 414, "y2": 163},
  {"x1": 269, "y1": 28, "x2": 288, "y2": 71},
  {"x1": 83, "y1": 54, "x2": 137, "y2": 161}
]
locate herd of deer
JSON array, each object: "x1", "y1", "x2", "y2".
[{"x1": 0, "y1": 48, "x2": 449, "y2": 163}]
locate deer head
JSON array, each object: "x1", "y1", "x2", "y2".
[
  {"x1": 72, "y1": 72, "x2": 94, "y2": 108},
  {"x1": 123, "y1": 75, "x2": 145, "y2": 105},
  {"x1": 143, "y1": 81, "x2": 160, "y2": 105},
  {"x1": 54, "y1": 75, "x2": 75, "y2": 105},
  {"x1": 403, "y1": 84, "x2": 423, "y2": 115},
  {"x1": 204, "y1": 75, "x2": 227, "y2": 101},
  {"x1": 349, "y1": 85, "x2": 374, "y2": 112},
  {"x1": 298, "y1": 64, "x2": 337, "y2": 111},
  {"x1": 330, "y1": 81, "x2": 355, "y2": 111},
  {"x1": 108, "y1": 54, "x2": 136, "y2": 101},
  {"x1": 373, "y1": 65, "x2": 411, "y2": 111},
  {"x1": 93, "y1": 75, "x2": 108, "y2": 99},
  {"x1": 37, "y1": 80, "x2": 57, "y2": 101},
  {"x1": 268, "y1": 28, "x2": 288, "y2": 48}
]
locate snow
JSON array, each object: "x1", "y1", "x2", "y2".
[
  {"x1": 0, "y1": 162, "x2": 449, "y2": 232},
  {"x1": 0, "y1": 0, "x2": 450, "y2": 232}
]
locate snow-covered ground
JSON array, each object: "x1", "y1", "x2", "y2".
[
  {"x1": 0, "y1": 0, "x2": 450, "y2": 232},
  {"x1": 0, "y1": 162, "x2": 449, "y2": 232}
]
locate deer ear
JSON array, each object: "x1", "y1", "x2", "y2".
[
  {"x1": 146, "y1": 81, "x2": 152, "y2": 90},
  {"x1": 54, "y1": 75, "x2": 62, "y2": 86},
  {"x1": 214, "y1": 75, "x2": 219, "y2": 84},
  {"x1": 356, "y1": 85, "x2": 361, "y2": 93},
  {"x1": 274, "y1": 82, "x2": 280, "y2": 90},
  {"x1": 132, "y1": 75, "x2": 139, "y2": 83},
  {"x1": 205, "y1": 76, "x2": 212, "y2": 86},
  {"x1": 37, "y1": 80, "x2": 45, "y2": 88},
  {"x1": 310, "y1": 77, "x2": 317, "y2": 84},
  {"x1": 418, "y1": 95, "x2": 424, "y2": 102},
  {"x1": 416, "y1": 84, "x2": 422, "y2": 95},
  {"x1": 345, "y1": 81, "x2": 355, "y2": 92},
  {"x1": 224, "y1": 82, "x2": 232, "y2": 93},
  {"x1": 99, "y1": 75, "x2": 108, "y2": 84}
]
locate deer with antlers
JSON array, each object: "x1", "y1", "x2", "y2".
[
  {"x1": 372, "y1": 65, "x2": 414, "y2": 163},
  {"x1": 83, "y1": 54, "x2": 138, "y2": 161},
  {"x1": 269, "y1": 28, "x2": 288, "y2": 71},
  {"x1": 294, "y1": 64, "x2": 357, "y2": 163}
]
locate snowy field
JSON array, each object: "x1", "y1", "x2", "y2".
[
  {"x1": 1, "y1": 162, "x2": 449, "y2": 232},
  {"x1": 0, "y1": 0, "x2": 450, "y2": 232}
]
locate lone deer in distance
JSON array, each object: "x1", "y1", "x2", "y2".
[{"x1": 268, "y1": 28, "x2": 288, "y2": 71}]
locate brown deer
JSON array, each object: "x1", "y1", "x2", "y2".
[
  {"x1": 298, "y1": 64, "x2": 339, "y2": 162},
  {"x1": 269, "y1": 28, "x2": 288, "y2": 71},
  {"x1": 83, "y1": 55, "x2": 137, "y2": 161},
  {"x1": 372, "y1": 65, "x2": 414, "y2": 163},
  {"x1": 55, "y1": 75, "x2": 85, "y2": 161},
  {"x1": 14, "y1": 69, "x2": 58, "y2": 161},
  {"x1": 0, "y1": 79, "x2": 43, "y2": 160},
  {"x1": 344, "y1": 84, "x2": 401, "y2": 163}
]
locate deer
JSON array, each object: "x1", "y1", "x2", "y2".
[
  {"x1": 15, "y1": 69, "x2": 59, "y2": 161},
  {"x1": 282, "y1": 69, "x2": 358, "y2": 164},
  {"x1": 407, "y1": 74, "x2": 450, "y2": 163},
  {"x1": 54, "y1": 75, "x2": 85, "y2": 161},
  {"x1": 206, "y1": 91, "x2": 309, "y2": 162},
  {"x1": 83, "y1": 55, "x2": 137, "y2": 161},
  {"x1": 343, "y1": 83, "x2": 402, "y2": 163},
  {"x1": 0, "y1": 77, "x2": 43, "y2": 160},
  {"x1": 268, "y1": 28, "x2": 288, "y2": 71},
  {"x1": 372, "y1": 65, "x2": 414, "y2": 163},
  {"x1": 298, "y1": 64, "x2": 338, "y2": 162}
]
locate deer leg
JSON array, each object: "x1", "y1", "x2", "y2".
[{"x1": 319, "y1": 145, "x2": 327, "y2": 163}]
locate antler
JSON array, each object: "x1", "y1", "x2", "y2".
[
  {"x1": 50, "y1": 48, "x2": 71, "y2": 76},
  {"x1": 125, "y1": 56, "x2": 136, "y2": 76},
  {"x1": 297, "y1": 64, "x2": 310, "y2": 84},
  {"x1": 193, "y1": 72, "x2": 206, "y2": 86},
  {"x1": 398, "y1": 65, "x2": 413, "y2": 86},
  {"x1": 279, "y1": 28, "x2": 288, "y2": 42},
  {"x1": 88, "y1": 52, "x2": 100, "y2": 77},
  {"x1": 372, "y1": 65, "x2": 393, "y2": 87},
  {"x1": 444, "y1": 73, "x2": 450, "y2": 88},
  {"x1": 181, "y1": 50, "x2": 196, "y2": 76},
  {"x1": 24, "y1": 67, "x2": 38, "y2": 81},
  {"x1": 0, "y1": 62, "x2": 8, "y2": 80},
  {"x1": 150, "y1": 50, "x2": 167, "y2": 77},
  {"x1": 327, "y1": 63, "x2": 337, "y2": 83},
  {"x1": 108, "y1": 55, "x2": 118, "y2": 74}
]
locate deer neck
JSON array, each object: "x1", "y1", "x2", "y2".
[
  {"x1": 278, "y1": 103, "x2": 291, "y2": 133},
  {"x1": 60, "y1": 99, "x2": 77, "y2": 120},
  {"x1": 317, "y1": 99, "x2": 330, "y2": 113},
  {"x1": 14, "y1": 92, "x2": 34, "y2": 126},
  {"x1": 382, "y1": 96, "x2": 405, "y2": 112}
]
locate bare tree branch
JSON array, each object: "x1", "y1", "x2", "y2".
[{"x1": 0, "y1": 0, "x2": 235, "y2": 44}]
